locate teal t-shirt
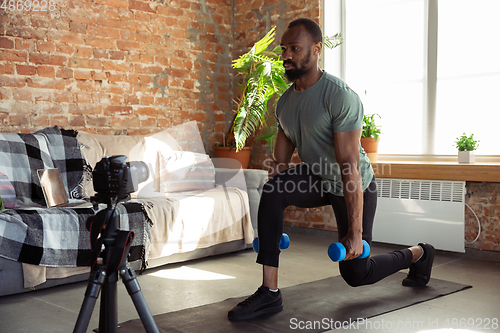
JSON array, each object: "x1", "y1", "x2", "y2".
[{"x1": 275, "y1": 71, "x2": 374, "y2": 196}]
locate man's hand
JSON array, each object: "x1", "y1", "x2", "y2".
[{"x1": 339, "y1": 231, "x2": 364, "y2": 261}]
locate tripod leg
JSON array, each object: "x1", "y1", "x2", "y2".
[
  {"x1": 99, "y1": 270, "x2": 119, "y2": 333},
  {"x1": 73, "y1": 268, "x2": 106, "y2": 333},
  {"x1": 120, "y1": 266, "x2": 159, "y2": 333}
]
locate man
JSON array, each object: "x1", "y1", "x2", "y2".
[{"x1": 228, "y1": 18, "x2": 435, "y2": 321}]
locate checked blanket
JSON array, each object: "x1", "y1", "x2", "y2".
[
  {"x1": 0, "y1": 126, "x2": 150, "y2": 267},
  {"x1": 0, "y1": 203, "x2": 149, "y2": 267},
  {"x1": 0, "y1": 125, "x2": 87, "y2": 206}
]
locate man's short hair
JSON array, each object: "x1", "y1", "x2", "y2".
[{"x1": 287, "y1": 18, "x2": 323, "y2": 44}]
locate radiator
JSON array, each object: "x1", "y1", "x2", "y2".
[{"x1": 372, "y1": 178, "x2": 466, "y2": 252}]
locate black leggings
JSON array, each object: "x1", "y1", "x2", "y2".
[{"x1": 256, "y1": 163, "x2": 413, "y2": 287}]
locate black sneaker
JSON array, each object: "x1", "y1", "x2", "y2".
[
  {"x1": 228, "y1": 286, "x2": 283, "y2": 321},
  {"x1": 402, "y1": 243, "x2": 435, "y2": 287}
]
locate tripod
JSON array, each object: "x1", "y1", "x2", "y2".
[{"x1": 73, "y1": 197, "x2": 159, "y2": 333}]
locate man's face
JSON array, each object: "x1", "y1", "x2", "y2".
[{"x1": 280, "y1": 25, "x2": 318, "y2": 82}]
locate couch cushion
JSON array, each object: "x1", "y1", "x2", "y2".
[
  {"x1": 139, "y1": 187, "x2": 253, "y2": 260},
  {"x1": 78, "y1": 129, "x2": 181, "y2": 168},
  {"x1": 156, "y1": 151, "x2": 215, "y2": 193},
  {"x1": 77, "y1": 129, "x2": 182, "y2": 197}
]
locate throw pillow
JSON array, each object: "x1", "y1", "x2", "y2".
[
  {"x1": 77, "y1": 128, "x2": 182, "y2": 198},
  {"x1": 157, "y1": 151, "x2": 215, "y2": 193}
]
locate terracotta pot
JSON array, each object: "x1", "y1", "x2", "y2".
[
  {"x1": 212, "y1": 146, "x2": 252, "y2": 169},
  {"x1": 360, "y1": 137, "x2": 380, "y2": 163}
]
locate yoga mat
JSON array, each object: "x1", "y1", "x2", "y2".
[{"x1": 119, "y1": 272, "x2": 471, "y2": 333}]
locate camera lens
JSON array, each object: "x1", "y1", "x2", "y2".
[{"x1": 129, "y1": 161, "x2": 149, "y2": 189}]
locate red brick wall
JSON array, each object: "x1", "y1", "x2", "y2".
[
  {"x1": 465, "y1": 182, "x2": 500, "y2": 252},
  {"x1": 0, "y1": 0, "x2": 233, "y2": 154}
]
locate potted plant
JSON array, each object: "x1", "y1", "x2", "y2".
[
  {"x1": 360, "y1": 113, "x2": 381, "y2": 163},
  {"x1": 454, "y1": 132, "x2": 479, "y2": 163},
  {"x1": 214, "y1": 28, "x2": 343, "y2": 168}
]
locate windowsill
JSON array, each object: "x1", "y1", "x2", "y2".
[{"x1": 372, "y1": 155, "x2": 500, "y2": 182}]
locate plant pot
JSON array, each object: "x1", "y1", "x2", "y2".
[
  {"x1": 360, "y1": 137, "x2": 380, "y2": 163},
  {"x1": 212, "y1": 146, "x2": 252, "y2": 169},
  {"x1": 458, "y1": 150, "x2": 475, "y2": 163}
]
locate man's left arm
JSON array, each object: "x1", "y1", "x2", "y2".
[{"x1": 334, "y1": 128, "x2": 364, "y2": 260}]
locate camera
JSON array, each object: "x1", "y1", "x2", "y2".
[
  {"x1": 76, "y1": 155, "x2": 158, "y2": 332},
  {"x1": 92, "y1": 155, "x2": 149, "y2": 202}
]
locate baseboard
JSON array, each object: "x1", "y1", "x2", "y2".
[{"x1": 462, "y1": 247, "x2": 500, "y2": 262}]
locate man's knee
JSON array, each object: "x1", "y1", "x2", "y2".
[{"x1": 340, "y1": 266, "x2": 367, "y2": 287}]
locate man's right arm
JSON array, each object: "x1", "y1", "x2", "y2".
[{"x1": 268, "y1": 131, "x2": 295, "y2": 178}]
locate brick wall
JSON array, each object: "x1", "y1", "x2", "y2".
[
  {"x1": 0, "y1": 0, "x2": 233, "y2": 154},
  {"x1": 465, "y1": 182, "x2": 500, "y2": 251}
]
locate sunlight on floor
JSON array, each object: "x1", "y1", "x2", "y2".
[{"x1": 148, "y1": 266, "x2": 235, "y2": 281}]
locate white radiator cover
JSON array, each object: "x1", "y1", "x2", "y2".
[{"x1": 372, "y1": 178, "x2": 466, "y2": 252}]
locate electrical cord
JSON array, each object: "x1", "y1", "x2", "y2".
[{"x1": 464, "y1": 203, "x2": 481, "y2": 244}]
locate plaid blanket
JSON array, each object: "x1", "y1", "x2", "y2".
[
  {"x1": 34, "y1": 126, "x2": 90, "y2": 199},
  {"x1": 0, "y1": 203, "x2": 148, "y2": 267},
  {"x1": 0, "y1": 128, "x2": 55, "y2": 206},
  {"x1": 0, "y1": 126, "x2": 150, "y2": 267}
]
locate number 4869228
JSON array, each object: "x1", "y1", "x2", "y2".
[{"x1": 1, "y1": 0, "x2": 56, "y2": 11}]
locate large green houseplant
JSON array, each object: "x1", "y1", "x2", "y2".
[
  {"x1": 217, "y1": 27, "x2": 343, "y2": 152},
  {"x1": 224, "y1": 27, "x2": 288, "y2": 153}
]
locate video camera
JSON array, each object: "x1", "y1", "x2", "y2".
[{"x1": 92, "y1": 155, "x2": 149, "y2": 203}]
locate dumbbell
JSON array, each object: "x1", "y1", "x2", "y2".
[
  {"x1": 328, "y1": 240, "x2": 370, "y2": 262},
  {"x1": 253, "y1": 233, "x2": 290, "y2": 253}
]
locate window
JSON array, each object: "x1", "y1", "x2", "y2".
[{"x1": 324, "y1": 0, "x2": 500, "y2": 156}]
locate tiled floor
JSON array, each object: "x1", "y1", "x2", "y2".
[{"x1": 1, "y1": 229, "x2": 499, "y2": 333}]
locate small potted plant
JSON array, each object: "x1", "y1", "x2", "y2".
[
  {"x1": 360, "y1": 113, "x2": 381, "y2": 163},
  {"x1": 454, "y1": 132, "x2": 479, "y2": 163}
]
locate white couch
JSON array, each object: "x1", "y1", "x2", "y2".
[{"x1": 0, "y1": 125, "x2": 268, "y2": 296}]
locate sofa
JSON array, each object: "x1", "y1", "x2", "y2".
[{"x1": 0, "y1": 124, "x2": 268, "y2": 297}]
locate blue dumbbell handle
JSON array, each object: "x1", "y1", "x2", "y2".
[
  {"x1": 328, "y1": 240, "x2": 370, "y2": 262},
  {"x1": 253, "y1": 233, "x2": 290, "y2": 253}
]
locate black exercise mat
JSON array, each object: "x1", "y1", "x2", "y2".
[{"x1": 119, "y1": 272, "x2": 471, "y2": 333}]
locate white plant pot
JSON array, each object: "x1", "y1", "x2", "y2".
[{"x1": 458, "y1": 151, "x2": 475, "y2": 163}]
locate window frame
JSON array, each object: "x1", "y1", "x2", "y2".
[{"x1": 322, "y1": 0, "x2": 500, "y2": 162}]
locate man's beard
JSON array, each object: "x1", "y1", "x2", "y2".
[{"x1": 284, "y1": 49, "x2": 312, "y2": 82}]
